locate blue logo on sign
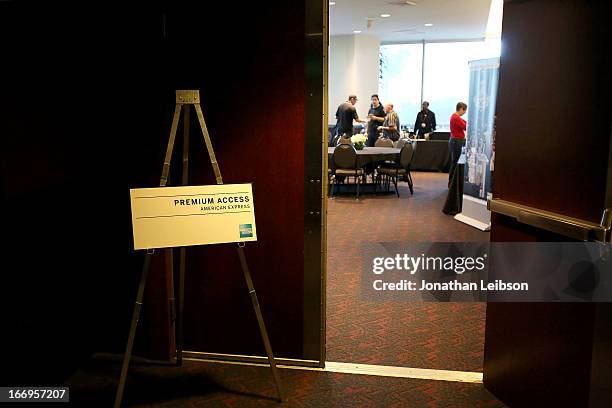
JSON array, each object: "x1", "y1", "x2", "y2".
[{"x1": 239, "y1": 224, "x2": 253, "y2": 238}]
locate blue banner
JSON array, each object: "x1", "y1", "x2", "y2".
[{"x1": 464, "y1": 58, "x2": 499, "y2": 199}]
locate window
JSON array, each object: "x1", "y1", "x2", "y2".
[
  {"x1": 378, "y1": 43, "x2": 422, "y2": 133},
  {"x1": 423, "y1": 41, "x2": 501, "y2": 130},
  {"x1": 379, "y1": 40, "x2": 501, "y2": 131}
]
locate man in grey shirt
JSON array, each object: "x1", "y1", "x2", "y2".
[{"x1": 378, "y1": 103, "x2": 401, "y2": 141}]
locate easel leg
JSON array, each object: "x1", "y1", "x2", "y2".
[
  {"x1": 176, "y1": 247, "x2": 185, "y2": 366},
  {"x1": 236, "y1": 244, "x2": 284, "y2": 402},
  {"x1": 176, "y1": 105, "x2": 190, "y2": 366},
  {"x1": 194, "y1": 104, "x2": 223, "y2": 184},
  {"x1": 193, "y1": 101, "x2": 283, "y2": 400},
  {"x1": 115, "y1": 99, "x2": 182, "y2": 406},
  {"x1": 160, "y1": 104, "x2": 182, "y2": 187},
  {"x1": 114, "y1": 250, "x2": 154, "y2": 408}
]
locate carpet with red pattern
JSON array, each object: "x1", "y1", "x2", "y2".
[{"x1": 327, "y1": 172, "x2": 490, "y2": 371}]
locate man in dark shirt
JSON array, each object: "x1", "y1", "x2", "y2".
[
  {"x1": 334, "y1": 95, "x2": 365, "y2": 138},
  {"x1": 413, "y1": 101, "x2": 436, "y2": 138}
]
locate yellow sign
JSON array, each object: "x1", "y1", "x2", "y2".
[{"x1": 130, "y1": 183, "x2": 257, "y2": 250}]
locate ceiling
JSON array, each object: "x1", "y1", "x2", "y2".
[{"x1": 329, "y1": 0, "x2": 492, "y2": 43}]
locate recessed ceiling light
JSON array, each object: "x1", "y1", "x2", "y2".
[
  {"x1": 353, "y1": 30, "x2": 362, "y2": 33},
  {"x1": 380, "y1": 14, "x2": 391, "y2": 18},
  {"x1": 329, "y1": 1, "x2": 335, "y2": 5},
  {"x1": 424, "y1": 23, "x2": 433, "y2": 27}
]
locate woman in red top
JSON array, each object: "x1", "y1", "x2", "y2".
[{"x1": 448, "y1": 102, "x2": 467, "y2": 187}]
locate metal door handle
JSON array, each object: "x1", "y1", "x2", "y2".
[{"x1": 487, "y1": 198, "x2": 612, "y2": 242}]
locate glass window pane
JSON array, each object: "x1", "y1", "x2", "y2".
[
  {"x1": 379, "y1": 43, "x2": 423, "y2": 133},
  {"x1": 422, "y1": 40, "x2": 501, "y2": 131}
]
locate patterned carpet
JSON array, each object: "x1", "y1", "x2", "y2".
[
  {"x1": 66, "y1": 359, "x2": 504, "y2": 407},
  {"x1": 327, "y1": 172, "x2": 490, "y2": 371}
]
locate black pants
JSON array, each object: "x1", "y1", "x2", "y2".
[
  {"x1": 448, "y1": 137, "x2": 465, "y2": 184},
  {"x1": 366, "y1": 130, "x2": 378, "y2": 147}
]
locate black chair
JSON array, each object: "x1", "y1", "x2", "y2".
[
  {"x1": 395, "y1": 138, "x2": 409, "y2": 149},
  {"x1": 374, "y1": 137, "x2": 401, "y2": 183},
  {"x1": 332, "y1": 132, "x2": 353, "y2": 147},
  {"x1": 377, "y1": 142, "x2": 415, "y2": 197},
  {"x1": 331, "y1": 144, "x2": 364, "y2": 199},
  {"x1": 328, "y1": 124, "x2": 338, "y2": 146},
  {"x1": 375, "y1": 137, "x2": 394, "y2": 148}
]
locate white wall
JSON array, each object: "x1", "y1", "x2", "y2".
[
  {"x1": 328, "y1": 34, "x2": 380, "y2": 125},
  {"x1": 353, "y1": 35, "x2": 381, "y2": 120},
  {"x1": 329, "y1": 36, "x2": 355, "y2": 124}
]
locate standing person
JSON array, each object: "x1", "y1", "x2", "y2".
[
  {"x1": 413, "y1": 101, "x2": 437, "y2": 138},
  {"x1": 448, "y1": 102, "x2": 468, "y2": 187},
  {"x1": 378, "y1": 103, "x2": 401, "y2": 141},
  {"x1": 334, "y1": 95, "x2": 366, "y2": 140},
  {"x1": 366, "y1": 94, "x2": 385, "y2": 147}
]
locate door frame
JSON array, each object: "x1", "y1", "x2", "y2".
[{"x1": 302, "y1": 0, "x2": 328, "y2": 367}]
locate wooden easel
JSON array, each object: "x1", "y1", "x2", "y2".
[{"x1": 114, "y1": 90, "x2": 284, "y2": 407}]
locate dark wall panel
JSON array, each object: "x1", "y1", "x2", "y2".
[
  {"x1": 0, "y1": 0, "x2": 307, "y2": 384},
  {"x1": 485, "y1": 1, "x2": 612, "y2": 406},
  {"x1": 493, "y1": 0, "x2": 611, "y2": 223},
  {"x1": 0, "y1": 3, "x2": 165, "y2": 384},
  {"x1": 161, "y1": 2, "x2": 306, "y2": 357}
]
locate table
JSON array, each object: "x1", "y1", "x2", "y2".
[
  {"x1": 411, "y1": 140, "x2": 450, "y2": 172},
  {"x1": 412, "y1": 131, "x2": 450, "y2": 141},
  {"x1": 327, "y1": 146, "x2": 400, "y2": 167},
  {"x1": 431, "y1": 131, "x2": 450, "y2": 141},
  {"x1": 328, "y1": 146, "x2": 399, "y2": 195},
  {"x1": 328, "y1": 142, "x2": 449, "y2": 172}
]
